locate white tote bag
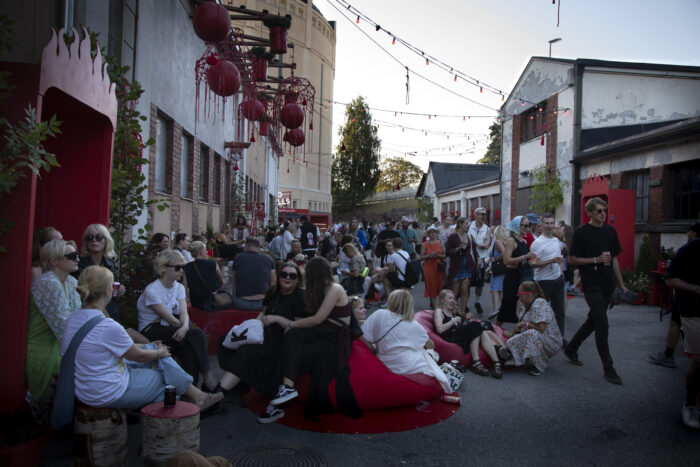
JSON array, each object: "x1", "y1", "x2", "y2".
[{"x1": 222, "y1": 319, "x2": 264, "y2": 350}]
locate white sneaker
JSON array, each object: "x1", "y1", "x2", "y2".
[
  {"x1": 270, "y1": 385, "x2": 298, "y2": 406},
  {"x1": 257, "y1": 404, "x2": 285, "y2": 424},
  {"x1": 682, "y1": 405, "x2": 700, "y2": 429}
]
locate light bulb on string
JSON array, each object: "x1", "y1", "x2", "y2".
[
  {"x1": 426, "y1": 59, "x2": 429, "y2": 66},
  {"x1": 480, "y1": 86, "x2": 483, "y2": 93},
  {"x1": 356, "y1": 15, "x2": 360, "y2": 23},
  {"x1": 392, "y1": 37, "x2": 395, "y2": 45},
  {"x1": 454, "y1": 75, "x2": 457, "y2": 82}
]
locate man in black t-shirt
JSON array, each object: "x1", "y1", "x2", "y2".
[
  {"x1": 564, "y1": 197, "x2": 628, "y2": 385},
  {"x1": 299, "y1": 215, "x2": 318, "y2": 258},
  {"x1": 665, "y1": 235, "x2": 700, "y2": 429},
  {"x1": 375, "y1": 219, "x2": 401, "y2": 267}
]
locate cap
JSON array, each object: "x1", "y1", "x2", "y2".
[
  {"x1": 525, "y1": 213, "x2": 541, "y2": 224},
  {"x1": 689, "y1": 222, "x2": 700, "y2": 236}
]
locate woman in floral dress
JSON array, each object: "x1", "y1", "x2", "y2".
[{"x1": 501, "y1": 281, "x2": 563, "y2": 376}]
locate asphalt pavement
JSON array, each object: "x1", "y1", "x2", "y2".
[{"x1": 41, "y1": 279, "x2": 700, "y2": 466}]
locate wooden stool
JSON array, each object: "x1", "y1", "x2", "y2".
[
  {"x1": 140, "y1": 401, "x2": 200, "y2": 466},
  {"x1": 73, "y1": 404, "x2": 128, "y2": 467}
]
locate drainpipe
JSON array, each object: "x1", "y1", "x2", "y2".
[{"x1": 572, "y1": 62, "x2": 584, "y2": 226}]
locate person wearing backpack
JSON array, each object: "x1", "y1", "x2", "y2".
[
  {"x1": 444, "y1": 217, "x2": 481, "y2": 315},
  {"x1": 381, "y1": 238, "x2": 411, "y2": 296}
]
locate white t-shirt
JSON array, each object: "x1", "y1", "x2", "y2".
[
  {"x1": 61, "y1": 308, "x2": 133, "y2": 407},
  {"x1": 386, "y1": 251, "x2": 408, "y2": 278},
  {"x1": 530, "y1": 235, "x2": 563, "y2": 281},
  {"x1": 137, "y1": 280, "x2": 186, "y2": 331},
  {"x1": 283, "y1": 230, "x2": 295, "y2": 257},
  {"x1": 468, "y1": 221, "x2": 490, "y2": 260},
  {"x1": 232, "y1": 228, "x2": 249, "y2": 242},
  {"x1": 361, "y1": 309, "x2": 451, "y2": 393}
]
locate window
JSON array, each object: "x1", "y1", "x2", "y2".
[
  {"x1": 516, "y1": 187, "x2": 532, "y2": 215},
  {"x1": 626, "y1": 171, "x2": 649, "y2": 222},
  {"x1": 181, "y1": 133, "x2": 192, "y2": 198},
  {"x1": 199, "y1": 145, "x2": 209, "y2": 202},
  {"x1": 155, "y1": 116, "x2": 169, "y2": 192},
  {"x1": 520, "y1": 100, "x2": 548, "y2": 143},
  {"x1": 213, "y1": 154, "x2": 221, "y2": 205},
  {"x1": 672, "y1": 163, "x2": 700, "y2": 220}
]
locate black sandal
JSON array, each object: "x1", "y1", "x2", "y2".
[
  {"x1": 471, "y1": 359, "x2": 490, "y2": 377},
  {"x1": 490, "y1": 361, "x2": 503, "y2": 379}
]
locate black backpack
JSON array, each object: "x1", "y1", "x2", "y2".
[{"x1": 397, "y1": 251, "x2": 422, "y2": 286}]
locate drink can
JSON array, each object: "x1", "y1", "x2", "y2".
[
  {"x1": 164, "y1": 385, "x2": 176, "y2": 408},
  {"x1": 441, "y1": 393, "x2": 461, "y2": 405},
  {"x1": 112, "y1": 282, "x2": 120, "y2": 298}
]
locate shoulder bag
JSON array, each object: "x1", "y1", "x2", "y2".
[{"x1": 192, "y1": 261, "x2": 233, "y2": 309}]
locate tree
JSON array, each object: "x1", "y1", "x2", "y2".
[
  {"x1": 477, "y1": 120, "x2": 501, "y2": 165},
  {"x1": 376, "y1": 157, "x2": 423, "y2": 192},
  {"x1": 331, "y1": 96, "x2": 381, "y2": 212},
  {"x1": 529, "y1": 164, "x2": 567, "y2": 214}
]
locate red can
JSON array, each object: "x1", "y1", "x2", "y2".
[
  {"x1": 441, "y1": 393, "x2": 461, "y2": 405},
  {"x1": 112, "y1": 282, "x2": 120, "y2": 298}
]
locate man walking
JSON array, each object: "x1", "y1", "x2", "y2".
[
  {"x1": 564, "y1": 197, "x2": 627, "y2": 385},
  {"x1": 530, "y1": 213, "x2": 566, "y2": 335},
  {"x1": 468, "y1": 207, "x2": 491, "y2": 315},
  {"x1": 398, "y1": 217, "x2": 418, "y2": 259},
  {"x1": 299, "y1": 215, "x2": 318, "y2": 258},
  {"x1": 664, "y1": 230, "x2": 700, "y2": 429}
]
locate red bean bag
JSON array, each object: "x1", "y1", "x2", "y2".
[
  {"x1": 188, "y1": 305, "x2": 259, "y2": 355},
  {"x1": 296, "y1": 339, "x2": 443, "y2": 411},
  {"x1": 415, "y1": 310, "x2": 508, "y2": 369}
]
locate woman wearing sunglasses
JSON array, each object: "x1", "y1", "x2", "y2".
[
  {"x1": 492, "y1": 216, "x2": 537, "y2": 326},
  {"x1": 27, "y1": 239, "x2": 81, "y2": 415},
  {"x1": 498, "y1": 281, "x2": 563, "y2": 376},
  {"x1": 216, "y1": 262, "x2": 306, "y2": 423},
  {"x1": 136, "y1": 249, "x2": 217, "y2": 390}
]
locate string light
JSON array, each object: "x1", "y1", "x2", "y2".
[
  {"x1": 392, "y1": 37, "x2": 395, "y2": 45},
  {"x1": 454, "y1": 75, "x2": 457, "y2": 82},
  {"x1": 356, "y1": 15, "x2": 360, "y2": 24}
]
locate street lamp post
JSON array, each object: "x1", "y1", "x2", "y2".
[{"x1": 548, "y1": 38, "x2": 562, "y2": 57}]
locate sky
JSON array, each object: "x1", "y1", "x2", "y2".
[{"x1": 313, "y1": 0, "x2": 700, "y2": 172}]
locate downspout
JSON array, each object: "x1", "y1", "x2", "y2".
[
  {"x1": 318, "y1": 64, "x2": 323, "y2": 191},
  {"x1": 572, "y1": 62, "x2": 584, "y2": 226}
]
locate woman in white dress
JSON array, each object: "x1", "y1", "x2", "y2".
[
  {"x1": 500, "y1": 281, "x2": 563, "y2": 376},
  {"x1": 361, "y1": 290, "x2": 451, "y2": 393}
]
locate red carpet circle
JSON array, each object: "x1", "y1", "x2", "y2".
[{"x1": 242, "y1": 390, "x2": 459, "y2": 434}]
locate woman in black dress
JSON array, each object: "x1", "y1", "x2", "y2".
[
  {"x1": 216, "y1": 262, "x2": 306, "y2": 420},
  {"x1": 495, "y1": 216, "x2": 537, "y2": 326}
]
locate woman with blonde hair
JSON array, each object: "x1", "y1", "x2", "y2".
[
  {"x1": 31, "y1": 226, "x2": 63, "y2": 281},
  {"x1": 499, "y1": 281, "x2": 563, "y2": 376},
  {"x1": 362, "y1": 290, "x2": 452, "y2": 393},
  {"x1": 137, "y1": 249, "x2": 217, "y2": 390},
  {"x1": 26, "y1": 239, "x2": 81, "y2": 412},
  {"x1": 59, "y1": 266, "x2": 221, "y2": 412}
]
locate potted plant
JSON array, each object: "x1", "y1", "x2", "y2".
[
  {"x1": 262, "y1": 14, "x2": 291, "y2": 54},
  {"x1": 249, "y1": 46, "x2": 274, "y2": 81}
]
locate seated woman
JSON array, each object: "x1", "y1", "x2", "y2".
[
  {"x1": 183, "y1": 241, "x2": 225, "y2": 310},
  {"x1": 362, "y1": 290, "x2": 452, "y2": 393},
  {"x1": 500, "y1": 281, "x2": 563, "y2": 376},
  {"x1": 216, "y1": 224, "x2": 242, "y2": 260},
  {"x1": 30, "y1": 226, "x2": 63, "y2": 282},
  {"x1": 338, "y1": 243, "x2": 370, "y2": 297},
  {"x1": 285, "y1": 239, "x2": 303, "y2": 261},
  {"x1": 265, "y1": 256, "x2": 362, "y2": 421},
  {"x1": 61, "y1": 266, "x2": 221, "y2": 411},
  {"x1": 433, "y1": 290, "x2": 504, "y2": 378},
  {"x1": 137, "y1": 249, "x2": 217, "y2": 390},
  {"x1": 26, "y1": 239, "x2": 81, "y2": 416},
  {"x1": 232, "y1": 215, "x2": 250, "y2": 244},
  {"x1": 216, "y1": 262, "x2": 306, "y2": 423}
]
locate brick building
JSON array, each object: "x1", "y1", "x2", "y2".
[{"x1": 501, "y1": 57, "x2": 700, "y2": 266}]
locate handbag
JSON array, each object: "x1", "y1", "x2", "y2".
[
  {"x1": 439, "y1": 362, "x2": 465, "y2": 392},
  {"x1": 192, "y1": 261, "x2": 233, "y2": 309},
  {"x1": 437, "y1": 260, "x2": 446, "y2": 272},
  {"x1": 222, "y1": 319, "x2": 264, "y2": 350},
  {"x1": 52, "y1": 315, "x2": 105, "y2": 429}
]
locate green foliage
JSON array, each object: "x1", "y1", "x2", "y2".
[
  {"x1": 635, "y1": 234, "x2": 654, "y2": 275},
  {"x1": 0, "y1": 18, "x2": 61, "y2": 253},
  {"x1": 230, "y1": 174, "x2": 248, "y2": 221},
  {"x1": 529, "y1": 164, "x2": 567, "y2": 214},
  {"x1": 417, "y1": 197, "x2": 434, "y2": 224},
  {"x1": 376, "y1": 157, "x2": 423, "y2": 192},
  {"x1": 262, "y1": 14, "x2": 292, "y2": 29},
  {"x1": 621, "y1": 270, "x2": 650, "y2": 299},
  {"x1": 332, "y1": 96, "x2": 381, "y2": 213},
  {"x1": 477, "y1": 120, "x2": 501, "y2": 165},
  {"x1": 249, "y1": 46, "x2": 274, "y2": 61}
]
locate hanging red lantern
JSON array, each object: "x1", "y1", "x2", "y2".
[
  {"x1": 280, "y1": 101, "x2": 304, "y2": 129},
  {"x1": 252, "y1": 56, "x2": 269, "y2": 81},
  {"x1": 285, "y1": 128, "x2": 305, "y2": 147},
  {"x1": 193, "y1": 2, "x2": 231, "y2": 43},
  {"x1": 259, "y1": 120, "x2": 270, "y2": 136},
  {"x1": 263, "y1": 15, "x2": 291, "y2": 54},
  {"x1": 240, "y1": 98, "x2": 265, "y2": 121},
  {"x1": 233, "y1": 161, "x2": 239, "y2": 171},
  {"x1": 206, "y1": 60, "x2": 240, "y2": 96}
]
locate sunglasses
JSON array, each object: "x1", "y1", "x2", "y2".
[
  {"x1": 521, "y1": 223, "x2": 530, "y2": 228},
  {"x1": 279, "y1": 271, "x2": 298, "y2": 280},
  {"x1": 64, "y1": 251, "x2": 79, "y2": 261},
  {"x1": 85, "y1": 234, "x2": 105, "y2": 242},
  {"x1": 596, "y1": 208, "x2": 608, "y2": 214},
  {"x1": 165, "y1": 264, "x2": 184, "y2": 271}
]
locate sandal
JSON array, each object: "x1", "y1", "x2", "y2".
[
  {"x1": 498, "y1": 346, "x2": 512, "y2": 361},
  {"x1": 490, "y1": 361, "x2": 503, "y2": 379},
  {"x1": 471, "y1": 359, "x2": 490, "y2": 377}
]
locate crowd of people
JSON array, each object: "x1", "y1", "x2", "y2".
[{"x1": 23, "y1": 199, "x2": 700, "y2": 434}]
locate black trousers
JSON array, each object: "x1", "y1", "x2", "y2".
[
  {"x1": 567, "y1": 289, "x2": 614, "y2": 370},
  {"x1": 282, "y1": 324, "x2": 340, "y2": 383},
  {"x1": 537, "y1": 275, "x2": 566, "y2": 336},
  {"x1": 142, "y1": 323, "x2": 209, "y2": 384}
]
